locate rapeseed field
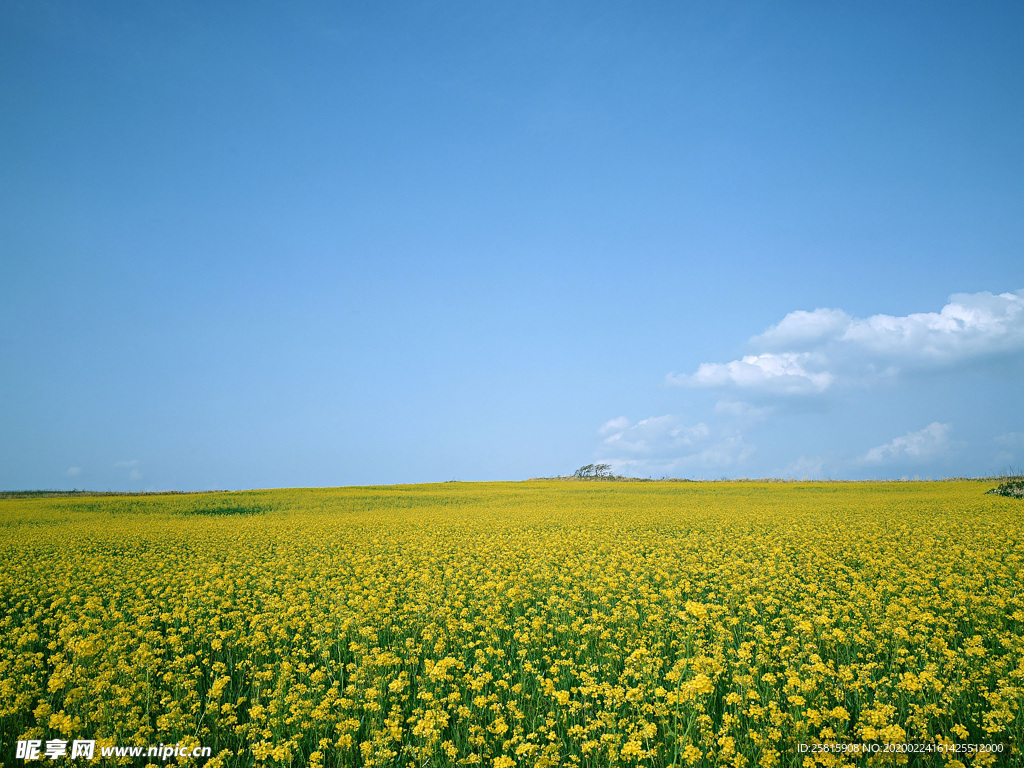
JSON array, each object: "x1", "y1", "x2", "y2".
[{"x1": 1, "y1": 481, "x2": 1021, "y2": 767}]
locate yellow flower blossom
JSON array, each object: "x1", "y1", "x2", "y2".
[{"x1": 0, "y1": 480, "x2": 1020, "y2": 767}]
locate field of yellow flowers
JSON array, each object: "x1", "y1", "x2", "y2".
[{"x1": 1, "y1": 481, "x2": 1022, "y2": 767}]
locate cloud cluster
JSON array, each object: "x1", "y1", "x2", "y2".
[
  {"x1": 671, "y1": 290, "x2": 1024, "y2": 394},
  {"x1": 115, "y1": 459, "x2": 141, "y2": 481},
  {"x1": 673, "y1": 352, "x2": 833, "y2": 394},
  {"x1": 993, "y1": 432, "x2": 1024, "y2": 469},
  {"x1": 600, "y1": 415, "x2": 709, "y2": 454},
  {"x1": 597, "y1": 415, "x2": 754, "y2": 475},
  {"x1": 860, "y1": 422, "x2": 951, "y2": 464},
  {"x1": 595, "y1": 289, "x2": 1020, "y2": 479}
]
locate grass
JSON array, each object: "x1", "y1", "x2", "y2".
[{"x1": 987, "y1": 477, "x2": 1024, "y2": 499}]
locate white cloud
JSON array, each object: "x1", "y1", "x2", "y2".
[
  {"x1": 752, "y1": 308, "x2": 852, "y2": 351},
  {"x1": 781, "y1": 456, "x2": 825, "y2": 479},
  {"x1": 994, "y1": 433, "x2": 1024, "y2": 470},
  {"x1": 861, "y1": 422, "x2": 951, "y2": 464},
  {"x1": 603, "y1": 437, "x2": 755, "y2": 477},
  {"x1": 841, "y1": 291, "x2": 1024, "y2": 361},
  {"x1": 995, "y1": 432, "x2": 1024, "y2": 447},
  {"x1": 596, "y1": 414, "x2": 754, "y2": 476},
  {"x1": 66, "y1": 466, "x2": 82, "y2": 477},
  {"x1": 669, "y1": 352, "x2": 834, "y2": 394},
  {"x1": 115, "y1": 459, "x2": 142, "y2": 480},
  {"x1": 713, "y1": 400, "x2": 772, "y2": 420},
  {"x1": 601, "y1": 415, "x2": 709, "y2": 454},
  {"x1": 599, "y1": 290, "x2": 1018, "y2": 479},
  {"x1": 672, "y1": 290, "x2": 1024, "y2": 395},
  {"x1": 691, "y1": 435, "x2": 755, "y2": 468},
  {"x1": 599, "y1": 416, "x2": 630, "y2": 435}
]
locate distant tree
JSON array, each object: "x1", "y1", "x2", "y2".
[{"x1": 573, "y1": 463, "x2": 612, "y2": 479}]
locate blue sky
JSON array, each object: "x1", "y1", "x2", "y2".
[{"x1": 2, "y1": 1, "x2": 1022, "y2": 489}]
